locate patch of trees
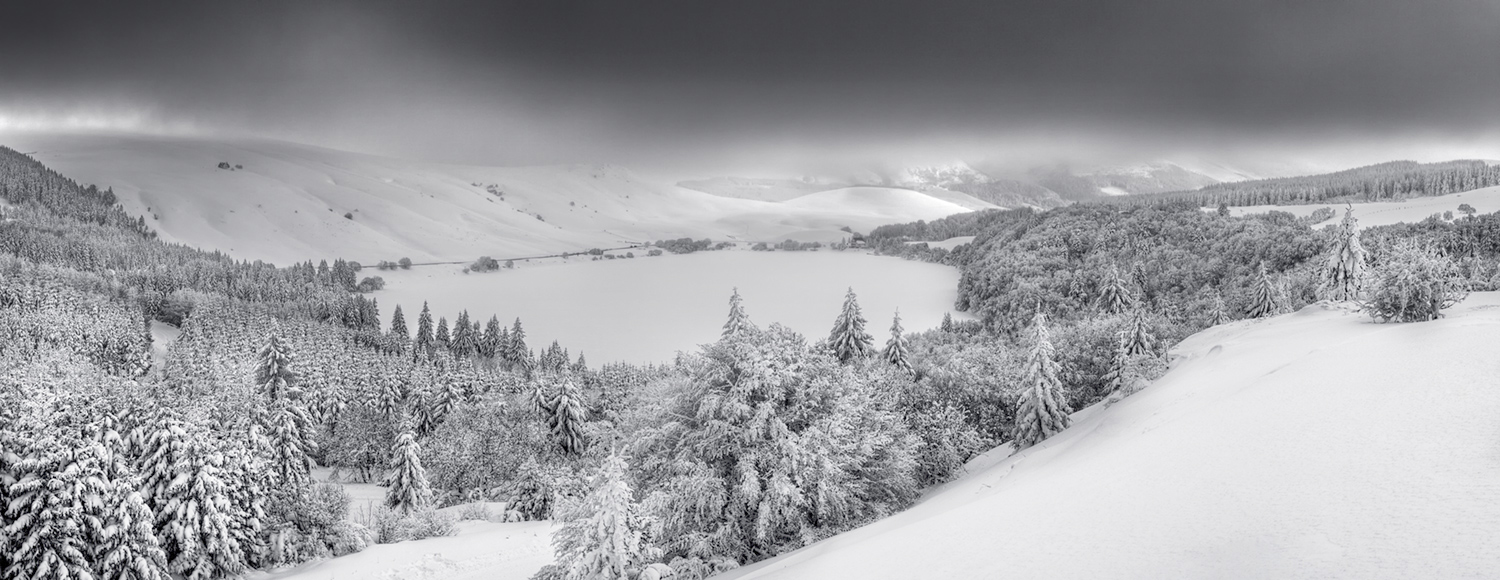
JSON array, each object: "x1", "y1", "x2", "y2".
[{"x1": 1105, "y1": 160, "x2": 1500, "y2": 208}]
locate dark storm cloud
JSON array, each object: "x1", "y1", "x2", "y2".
[{"x1": 2, "y1": 0, "x2": 1498, "y2": 170}]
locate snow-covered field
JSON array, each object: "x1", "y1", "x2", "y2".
[
  {"x1": 718, "y1": 294, "x2": 1500, "y2": 580},
  {"x1": 374, "y1": 251, "x2": 967, "y2": 364},
  {"x1": 257, "y1": 520, "x2": 554, "y2": 580},
  {"x1": 1229, "y1": 185, "x2": 1500, "y2": 228},
  {"x1": 0, "y1": 132, "x2": 980, "y2": 265}
]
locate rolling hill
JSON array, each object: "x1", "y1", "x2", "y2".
[{"x1": 0, "y1": 132, "x2": 980, "y2": 265}]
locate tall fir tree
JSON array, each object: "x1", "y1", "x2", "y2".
[
  {"x1": 1096, "y1": 264, "x2": 1135, "y2": 313},
  {"x1": 3, "y1": 446, "x2": 103, "y2": 580},
  {"x1": 547, "y1": 380, "x2": 588, "y2": 456},
  {"x1": 1011, "y1": 312, "x2": 1072, "y2": 449},
  {"x1": 550, "y1": 452, "x2": 644, "y2": 580},
  {"x1": 481, "y1": 315, "x2": 503, "y2": 358},
  {"x1": 255, "y1": 333, "x2": 298, "y2": 401},
  {"x1": 451, "y1": 311, "x2": 475, "y2": 357},
  {"x1": 940, "y1": 311, "x2": 955, "y2": 332},
  {"x1": 434, "y1": 317, "x2": 451, "y2": 349},
  {"x1": 389, "y1": 304, "x2": 409, "y2": 341},
  {"x1": 1319, "y1": 207, "x2": 1367, "y2": 302},
  {"x1": 1247, "y1": 262, "x2": 1282, "y2": 319},
  {"x1": 827, "y1": 287, "x2": 874, "y2": 363},
  {"x1": 384, "y1": 430, "x2": 432, "y2": 514},
  {"x1": 1120, "y1": 308, "x2": 1156, "y2": 357},
  {"x1": 508, "y1": 318, "x2": 531, "y2": 372},
  {"x1": 882, "y1": 310, "x2": 912, "y2": 373},
  {"x1": 155, "y1": 442, "x2": 247, "y2": 580},
  {"x1": 414, "y1": 302, "x2": 434, "y2": 352},
  {"x1": 722, "y1": 288, "x2": 754, "y2": 337},
  {"x1": 1209, "y1": 289, "x2": 1230, "y2": 326}
]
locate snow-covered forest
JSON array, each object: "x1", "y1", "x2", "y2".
[{"x1": 4, "y1": 135, "x2": 1498, "y2": 580}]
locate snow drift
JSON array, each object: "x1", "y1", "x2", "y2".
[{"x1": 720, "y1": 294, "x2": 1500, "y2": 580}]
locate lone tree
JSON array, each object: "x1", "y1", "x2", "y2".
[
  {"x1": 828, "y1": 287, "x2": 874, "y2": 363},
  {"x1": 1096, "y1": 264, "x2": 1135, "y2": 314},
  {"x1": 384, "y1": 430, "x2": 432, "y2": 514},
  {"x1": 722, "y1": 288, "x2": 755, "y2": 338},
  {"x1": 882, "y1": 310, "x2": 912, "y2": 373},
  {"x1": 1318, "y1": 208, "x2": 1367, "y2": 302},
  {"x1": 1246, "y1": 263, "x2": 1282, "y2": 319},
  {"x1": 1011, "y1": 312, "x2": 1072, "y2": 449}
]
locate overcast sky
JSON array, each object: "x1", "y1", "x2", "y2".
[{"x1": 2, "y1": 0, "x2": 1497, "y2": 174}]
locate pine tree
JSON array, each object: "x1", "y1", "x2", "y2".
[
  {"x1": 940, "y1": 312, "x2": 955, "y2": 332},
  {"x1": 1096, "y1": 264, "x2": 1134, "y2": 313},
  {"x1": 507, "y1": 318, "x2": 530, "y2": 372},
  {"x1": 451, "y1": 311, "x2": 475, "y2": 357},
  {"x1": 414, "y1": 302, "x2": 434, "y2": 351},
  {"x1": 722, "y1": 288, "x2": 754, "y2": 337},
  {"x1": 156, "y1": 442, "x2": 247, "y2": 580},
  {"x1": 481, "y1": 315, "x2": 503, "y2": 358},
  {"x1": 1209, "y1": 289, "x2": 1230, "y2": 326},
  {"x1": 1120, "y1": 308, "x2": 1156, "y2": 357},
  {"x1": 828, "y1": 287, "x2": 874, "y2": 363},
  {"x1": 882, "y1": 310, "x2": 912, "y2": 373},
  {"x1": 1100, "y1": 333, "x2": 1130, "y2": 396},
  {"x1": 551, "y1": 452, "x2": 643, "y2": 580},
  {"x1": 547, "y1": 380, "x2": 588, "y2": 456},
  {"x1": 1011, "y1": 312, "x2": 1072, "y2": 449},
  {"x1": 389, "y1": 304, "x2": 409, "y2": 341},
  {"x1": 384, "y1": 430, "x2": 432, "y2": 514},
  {"x1": 1247, "y1": 262, "x2": 1282, "y2": 319},
  {"x1": 255, "y1": 332, "x2": 298, "y2": 401},
  {"x1": 95, "y1": 475, "x2": 171, "y2": 580},
  {"x1": 4, "y1": 446, "x2": 102, "y2": 580},
  {"x1": 1319, "y1": 208, "x2": 1367, "y2": 302},
  {"x1": 435, "y1": 317, "x2": 451, "y2": 349}
]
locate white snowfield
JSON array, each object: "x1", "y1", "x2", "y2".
[
  {"x1": 255, "y1": 520, "x2": 554, "y2": 580},
  {"x1": 0, "y1": 132, "x2": 978, "y2": 266},
  {"x1": 1229, "y1": 185, "x2": 1500, "y2": 228},
  {"x1": 721, "y1": 294, "x2": 1500, "y2": 580}
]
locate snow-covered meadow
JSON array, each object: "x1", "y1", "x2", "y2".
[
  {"x1": 1228, "y1": 185, "x2": 1500, "y2": 228},
  {"x1": 373, "y1": 250, "x2": 969, "y2": 364}
]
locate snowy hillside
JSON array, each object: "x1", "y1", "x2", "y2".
[
  {"x1": 717, "y1": 295, "x2": 1500, "y2": 580},
  {"x1": 1228, "y1": 186, "x2": 1500, "y2": 228},
  {"x1": 0, "y1": 132, "x2": 978, "y2": 265}
]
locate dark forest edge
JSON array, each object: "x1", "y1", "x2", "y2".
[{"x1": 0, "y1": 145, "x2": 1492, "y2": 580}]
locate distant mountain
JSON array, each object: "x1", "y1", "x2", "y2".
[{"x1": 676, "y1": 176, "x2": 838, "y2": 202}]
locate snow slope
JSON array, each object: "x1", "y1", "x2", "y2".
[
  {"x1": 719, "y1": 295, "x2": 1500, "y2": 580},
  {"x1": 0, "y1": 132, "x2": 976, "y2": 265},
  {"x1": 257, "y1": 520, "x2": 554, "y2": 580},
  {"x1": 1228, "y1": 186, "x2": 1500, "y2": 228}
]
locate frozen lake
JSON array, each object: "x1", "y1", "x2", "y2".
[{"x1": 373, "y1": 251, "x2": 968, "y2": 365}]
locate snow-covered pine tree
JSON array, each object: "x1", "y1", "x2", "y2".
[
  {"x1": 547, "y1": 380, "x2": 588, "y2": 456},
  {"x1": 95, "y1": 473, "x2": 171, "y2": 580},
  {"x1": 571, "y1": 352, "x2": 587, "y2": 374},
  {"x1": 389, "y1": 304, "x2": 409, "y2": 341},
  {"x1": 451, "y1": 311, "x2": 475, "y2": 357},
  {"x1": 722, "y1": 288, "x2": 754, "y2": 338},
  {"x1": 4, "y1": 445, "x2": 102, "y2": 580},
  {"x1": 1319, "y1": 207, "x2": 1367, "y2": 302},
  {"x1": 882, "y1": 310, "x2": 912, "y2": 373},
  {"x1": 551, "y1": 452, "x2": 644, "y2": 580},
  {"x1": 155, "y1": 442, "x2": 247, "y2": 580},
  {"x1": 414, "y1": 302, "x2": 434, "y2": 352},
  {"x1": 1096, "y1": 264, "x2": 1134, "y2": 314},
  {"x1": 1246, "y1": 262, "x2": 1282, "y2": 319},
  {"x1": 508, "y1": 319, "x2": 532, "y2": 373},
  {"x1": 1100, "y1": 333, "x2": 1129, "y2": 396},
  {"x1": 434, "y1": 317, "x2": 451, "y2": 349},
  {"x1": 255, "y1": 332, "x2": 298, "y2": 401},
  {"x1": 481, "y1": 315, "x2": 503, "y2": 359},
  {"x1": 828, "y1": 287, "x2": 874, "y2": 363},
  {"x1": 940, "y1": 311, "x2": 955, "y2": 332},
  {"x1": 1209, "y1": 289, "x2": 1230, "y2": 326},
  {"x1": 267, "y1": 402, "x2": 315, "y2": 485},
  {"x1": 384, "y1": 430, "x2": 432, "y2": 514},
  {"x1": 1011, "y1": 312, "x2": 1072, "y2": 449},
  {"x1": 1120, "y1": 308, "x2": 1156, "y2": 357}
]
